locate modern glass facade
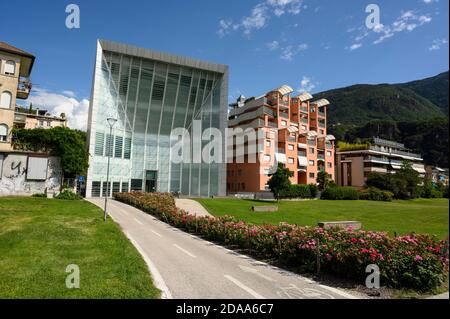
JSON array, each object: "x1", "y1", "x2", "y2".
[{"x1": 86, "y1": 40, "x2": 228, "y2": 197}]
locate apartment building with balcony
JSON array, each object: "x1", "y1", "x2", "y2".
[
  {"x1": 336, "y1": 137, "x2": 426, "y2": 189},
  {"x1": 0, "y1": 42, "x2": 34, "y2": 151},
  {"x1": 14, "y1": 107, "x2": 67, "y2": 129},
  {"x1": 0, "y1": 42, "x2": 64, "y2": 196},
  {"x1": 227, "y1": 85, "x2": 335, "y2": 194}
]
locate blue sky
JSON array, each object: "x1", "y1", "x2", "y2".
[{"x1": 0, "y1": 0, "x2": 448, "y2": 130}]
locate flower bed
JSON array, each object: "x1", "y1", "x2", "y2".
[{"x1": 114, "y1": 192, "x2": 449, "y2": 291}]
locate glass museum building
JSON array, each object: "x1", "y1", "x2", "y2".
[{"x1": 86, "y1": 40, "x2": 228, "y2": 197}]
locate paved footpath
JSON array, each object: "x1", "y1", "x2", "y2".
[
  {"x1": 175, "y1": 198, "x2": 212, "y2": 217},
  {"x1": 87, "y1": 198, "x2": 361, "y2": 299}
]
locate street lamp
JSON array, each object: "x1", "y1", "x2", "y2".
[{"x1": 104, "y1": 117, "x2": 117, "y2": 222}]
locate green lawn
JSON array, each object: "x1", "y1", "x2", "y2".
[
  {"x1": 0, "y1": 197, "x2": 160, "y2": 298},
  {"x1": 195, "y1": 198, "x2": 449, "y2": 238}
]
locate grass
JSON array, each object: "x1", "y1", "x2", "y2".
[
  {"x1": 195, "y1": 198, "x2": 449, "y2": 238},
  {"x1": 0, "y1": 197, "x2": 160, "y2": 298}
]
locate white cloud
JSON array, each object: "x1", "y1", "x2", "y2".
[
  {"x1": 266, "y1": 40, "x2": 280, "y2": 50},
  {"x1": 349, "y1": 43, "x2": 363, "y2": 51},
  {"x1": 423, "y1": 0, "x2": 438, "y2": 4},
  {"x1": 218, "y1": 0, "x2": 304, "y2": 36},
  {"x1": 373, "y1": 10, "x2": 432, "y2": 44},
  {"x1": 298, "y1": 76, "x2": 316, "y2": 93},
  {"x1": 429, "y1": 38, "x2": 448, "y2": 50},
  {"x1": 279, "y1": 43, "x2": 308, "y2": 61},
  {"x1": 24, "y1": 88, "x2": 89, "y2": 131},
  {"x1": 347, "y1": 9, "x2": 433, "y2": 48}
]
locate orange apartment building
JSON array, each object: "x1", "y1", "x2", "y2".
[{"x1": 227, "y1": 85, "x2": 335, "y2": 194}]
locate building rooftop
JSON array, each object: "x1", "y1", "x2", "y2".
[
  {"x1": 0, "y1": 41, "x2": 35, "y2": 77},
  {"x1": 99, "y1": 39, "x2": 228, "y2": 74}
]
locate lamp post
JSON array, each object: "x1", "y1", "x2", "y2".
[{"x1": 104, "y1": 117, "x2": 117, "y2": 222}]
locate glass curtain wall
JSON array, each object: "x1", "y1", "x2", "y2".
[{"x1": 87, "y1": 43, "x2": 226, "y2": 198}]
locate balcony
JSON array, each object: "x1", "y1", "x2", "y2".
[
  {"x1": 13, "y1": 113, "x2": 27, "y2": 124},
  {"x1": 300, "y1": 118, "x2": 308, "y2": 124},
  {"x1": 318, "y1": 154, "x2": 325, "y2": 161},
  {"x1": 369, "y1": 145, "x2": 422, "y2": 159},
  {"x1": 318, "y1": 121, "x2": 326, "y2": 128},
  {"x1": 300, "y1": 106, "x2": 308, "y2": 113},
  {"x1": 318, "y1": 110, "x2": 325, "y2": 117},
  {"x1": 17, "y1": 78, "x2": 32, "y2": 99},
  {"x1": 364, "y1": 156, "x2": 390, "y2": 165},
  {"x1": 279, "y1": 112, "x2": 289, "y2": 119}
]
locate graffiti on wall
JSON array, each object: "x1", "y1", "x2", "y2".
[{"x1": 0, "y1": 154, "x2": 62, "y2": 195}]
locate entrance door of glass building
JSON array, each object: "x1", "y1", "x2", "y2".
[{"x1": 145, "y1": 170, "x2": 157, "y2": 192}]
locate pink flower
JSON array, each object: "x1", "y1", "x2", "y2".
[{"x1": 415, "y1": 255, "x2": 423, "y2": 261}]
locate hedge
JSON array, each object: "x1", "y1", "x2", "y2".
[
  {"x1": 278, "y1": 184, "x2": 318, "y2": 199},
  {"x1": 358, "y1": 187, "x2": 394, "y2": 202},
  {"x1": 114, "y1": 192, "x2": 449, "y2": 291},
  {"x1": 321, "y1": 186, "x2": 359, "y2": 200}
]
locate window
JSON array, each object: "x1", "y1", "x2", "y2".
[
  {"x1": 124, "y1": 137, "x2": 132, "y2": 159},
  {"x1": 0, "y1": 124, "x2": 8, "y2": 142},
  {"x1": 121, "y1": 182, "x2": 129, "y2": 192},
  {"x1": 309, "y1": 147, "x2": 315, "y2": 154},
  {"x1": 263, "y1": 168, "x2": 270, "y2": 175},
  {"x1": 281, "y1": 120, "x2": 287, "y2": 126},
  {"x1": 0, "y1": 91, "x2": 12, "y2": 108},
  {"x1": 264, "y1": 154, "x2": 271, "y2": 162},
  {"x1": 309, "y1": 172, "x2": 315, "y2": 178},
  {"x1": 91, "y1": 181, "x2": 101, "y2": 197},
  {"x1": 301, "y1": 125, "x2": 307, "y2": 131},
  {"x1": 112, "y1": 182, "x2": 121, "y2": 194},
  {"x1": 288, "y1": 144, "x2": 294, "y2": 151},
  {"x1": 130, "y1": 179, "x2": 142, "y2": 191},
  {"x1": 114, "y1": 136, "x2": 123, "y2": 158},
  {"x1": 327, "y1": 151, "x2": 332, "y2": 157},
  {"x1": 327, "y1": 162, "x2": 332, "y2": 168},
  {"x1": 288, "y1": 157, "x2": 294, "y2": 164},
  {"x1": 320, "y1": 129, "x2": 325, "y2": 135},
  {"x1": 309, "y1": 160, "x2": 315, "y2": 166},
  {"x1": 266, "y1": 140, "x2": 271, "y2": 147},
  {"x1": 4, "y1": 60, "x2": 15, "y2": 75},
  {"x1": 95, "y1": 132, "x2": 104, "y2": 156},
  {"x1": 105, "y1": 134, "x2": 113, "y2": 157}
]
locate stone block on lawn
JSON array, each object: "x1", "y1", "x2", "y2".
[
  {"x1": 318, "y1": 221, "x2": 362, "y2": 230},
  {"x1": 252, "y1": 205, "x2": 278, "y2": 212}
]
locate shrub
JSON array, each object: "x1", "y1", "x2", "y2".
[
  {"x1": 279, "y1": 184, "x2": 311, "y2": 199},
  {"x1": 113, "y1": 192, "x2": 449, "y2": 291},
  {"x1": 55, "y1": 189, "x2": 82, "y2": 200},
  {"x1": 358, "y1": 187, "x2": 393, "y2": 201},
  {"x1": 443, "y1": 185, "x2": 449, "y2": 199},
  {"x1": 421, "y1": 180, "x2": 443, "y2": 199},
  {"x1": 32, "y1": 193, "x2": 47, "y2": 198},
  {"x1": 321, "y1": 186, "x2": 359, "y2": 200},
  {"x1": 308, "y1": 183, "x2": 319, "y2": 198},
  {"x1": 276, "y1": 183, "x2": 319, "y2": 199}
]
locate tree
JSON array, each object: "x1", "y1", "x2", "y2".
[
  {"x1": 12, "y1": 127, "x2": 88, "y2": 178},
  {"x1": 267, "y1": 163, "x2": 293, "y2": 200},
  {"x1": 396, "y1": 161, "x2": 422, "y2": 199},
  {"x1": 316, "y1": 169, "x2": 330, "y2": 191}
]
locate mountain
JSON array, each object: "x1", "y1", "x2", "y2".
[
  {"x1": 400, "y1": 71, "x2": 449, "y2": 115},
  {"x1": 315, "y1": 71, "x2": 448, "y2": 126}
]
